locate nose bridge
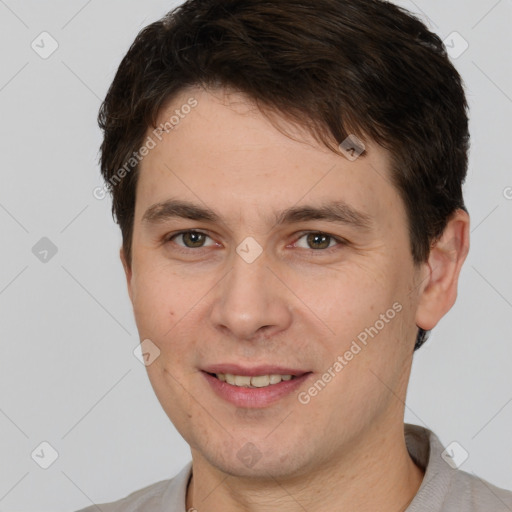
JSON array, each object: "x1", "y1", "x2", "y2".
[{"x1": 210, "y1": 248, "x2": 292, "y2": 340}]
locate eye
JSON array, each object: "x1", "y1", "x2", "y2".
[
  {"x1": 166, "y1": 230, "x2": 217, "y2": 249},
  {"x1": 293, "y1": 232, "x2": 345, "y2": 251}
]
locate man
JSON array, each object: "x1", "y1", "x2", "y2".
[{"x1": 77, "y1": 0, "x2": 512, "y2": 510}]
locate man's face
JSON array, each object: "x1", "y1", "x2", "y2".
[{"x1": 122, "y1": 87, "x2": 424, "y2": 478}]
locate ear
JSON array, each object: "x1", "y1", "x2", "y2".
[
  {"x1": 415, "y1": 209, "x2": 470, "y2": 331},
  {"x1": 120, "y1": 247, "x2": 134, "y2": 303}
]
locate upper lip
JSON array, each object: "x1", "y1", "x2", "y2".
[{"x1": 202, "y1": 364, "x2": 310, "y2": 377}]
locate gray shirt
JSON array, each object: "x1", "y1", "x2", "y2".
[{"x1": 75, "y1": 424, "x2": 512, "y2": 511}]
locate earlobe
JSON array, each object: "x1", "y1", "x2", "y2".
[
  {"x1": 119, "y1": 247, "x2": 133, "y2": 302},
  {"x1": 415, "y1": 209, "x2": 470, "y2": 331}
]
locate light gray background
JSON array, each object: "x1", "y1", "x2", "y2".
[{"x1": 0, "y1": 0, "x2": 511, "y2": 510}]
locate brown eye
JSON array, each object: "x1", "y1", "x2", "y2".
[
  {"x1": 182, "y1": 232, "x2": 206, "y2": 248},
  {"x1": 295, "y1": 232, "x2": 341, "y2": 251},
  {"x1": 306, "y1": 233, "x2": 332, "y2": 250},
  {"x1": 169, "y1": 231, "x2": 214, "y2": 249}
]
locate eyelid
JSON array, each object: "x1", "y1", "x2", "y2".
[
  {"x1": 165, "y1": 229, "x2": 217, "y2": 247},
  {"x1": 164, "y1": 229, "x2": 348, "y2": 252},
  {"x1": 291, "y1": 231, "x2": 348, "y2": 251}
]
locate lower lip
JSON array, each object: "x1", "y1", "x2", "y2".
[{"x1": 202, "y1": 371, "x2": 312, "y2": 408}]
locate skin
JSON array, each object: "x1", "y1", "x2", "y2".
[{"x1": 120, "y1": 86, "x2": 470, "y2": 512}]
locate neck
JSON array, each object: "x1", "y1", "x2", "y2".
[{"x1": 186, "y1": 423, "x2": 425, "y2": 512}]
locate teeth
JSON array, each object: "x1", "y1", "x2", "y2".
[
  {"x1": 269, "y1": 374, "x2": 282, "y2": 385},
  {"x1": 217, "y1": 373, "x2": 295, "y2": 387},
  {"x1": 251, "y1": 375, "x2": 272, "y2": 387},
  {"x1": 234, "y1": 375, "x2": 251, "y2": 386}
]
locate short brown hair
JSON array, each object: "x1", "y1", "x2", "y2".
[{"x1": 98, "y1": 0, "x2": 469, "y2": 350}]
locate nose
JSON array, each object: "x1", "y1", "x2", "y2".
[{"x1": 209, "y1": 250, "x2": 293, "y2": 342}]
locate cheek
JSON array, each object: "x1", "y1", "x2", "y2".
[
  {"x1": 131, "y1": 263, "x2": 188, "y2": 329},
  {"x1": 294, "y1": 261, "x2": 402, "y2": 342},
  {"x1": 301, "y1": 262, "x2": 413, "y2": 401},
  {"x1": 132, "y1": 284, "x2": 170, "y2": 336},
  {"x1": 130, "y1": 267, "x2": 210, "y2": 374}
]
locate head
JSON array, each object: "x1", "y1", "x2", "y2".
[{"x1": 98, "y1": 0, "x2": 470, "y2": 479}]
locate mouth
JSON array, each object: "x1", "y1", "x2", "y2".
[
  {"x1": 201, "y1": 365, "x2": 313, "y2": 408},
  {"x1": 207, "y1": 372, "x2": 297, "y2": 388}
]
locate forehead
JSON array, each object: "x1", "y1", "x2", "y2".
[{"x1": 135, "y1": 87, "x2": 403, "y2": 230}]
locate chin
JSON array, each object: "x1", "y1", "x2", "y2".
[{"x1": 195, "y1": 436, "x2": 316, "y2": 480}]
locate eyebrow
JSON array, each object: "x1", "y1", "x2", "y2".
[{"x1": 142, "y1": 199, "x2": 374, "y2": 231}]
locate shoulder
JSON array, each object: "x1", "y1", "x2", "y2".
[
  {"x1": 404, "y1": 424, "x2": 512, "y2": 511},
  {"x1": 74, "y1": 479, "x2": 171, "y2": 512},
  {"x1": 73, "y1": 462, "x2": 192, "y2": 512},
  {"x1": 443, "y1": 467, "x2": 512, "y2": 511}
]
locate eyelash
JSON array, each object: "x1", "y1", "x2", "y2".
[{"x1": 164, "y1": 230, "x2": 347, "y2": 254}]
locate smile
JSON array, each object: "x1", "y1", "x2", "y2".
[
  {"x1": 201, "y1": 369, "x2": 312, "y2": 408},
  {"x1": 213, "y1": 373, "x2": 295, "y2": 387}
]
